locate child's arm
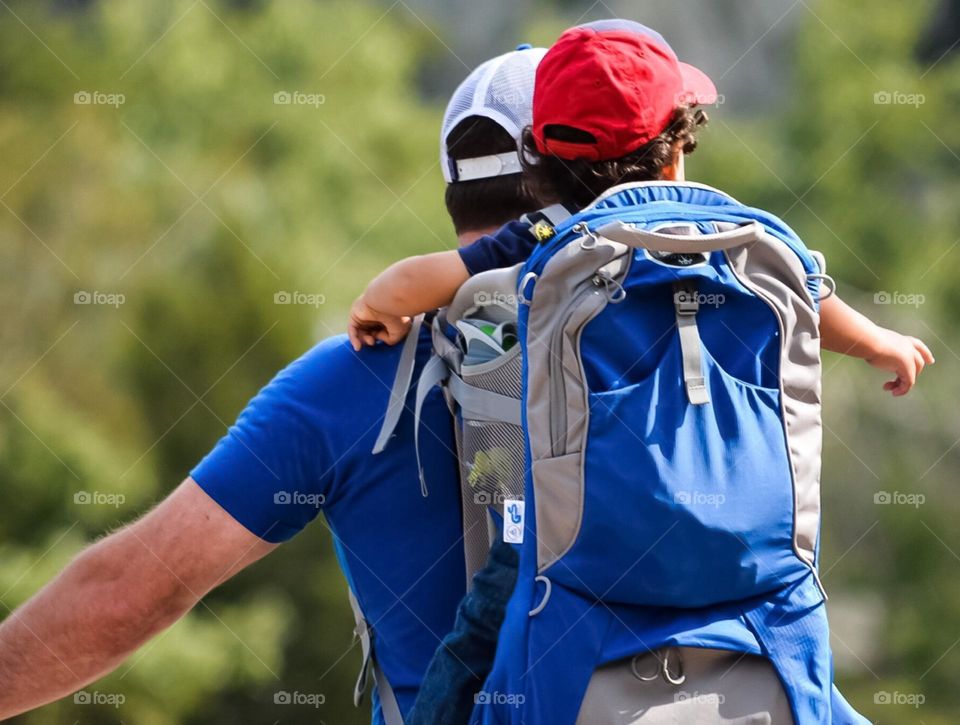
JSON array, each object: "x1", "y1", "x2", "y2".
[
  {"x1": 348, "y1": 220, "x2": 538, "y2": 350},
  {"x1": 819, "y1": 294, "x2": 934, "y2": 396},
  {"x1": 347, "y1": 251, "x2": 469, "y2": 351}
]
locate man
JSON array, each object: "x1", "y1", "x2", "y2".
[
  {"x1": 348, "y1": 19, "x2": 919, "y2": 723},
  {"x1": 0, "y1": 45, "x2": 546, "y2": 724}
]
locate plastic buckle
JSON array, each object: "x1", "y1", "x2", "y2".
[{"x1": 674, "y1": 286, "x2": 700, "y2": 316}]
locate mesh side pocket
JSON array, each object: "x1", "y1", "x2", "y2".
[
  {"x1": 455, "y1": 419, "x2": 492, "y2": 585},
  {"x1": 459, "y1": 351, "x2": 525, "y2": 508}
]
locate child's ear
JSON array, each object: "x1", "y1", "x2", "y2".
[{"x1": 659, "y1": 142, "x2": 685, "y2": 181}]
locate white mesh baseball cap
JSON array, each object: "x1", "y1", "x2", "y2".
[{"x1": 440, "y1": 44, "x2": 547, "y2": 183}]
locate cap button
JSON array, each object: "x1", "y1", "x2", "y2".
[{"x1": 515, "y1": 43, "x2": 532, "y2": 50}]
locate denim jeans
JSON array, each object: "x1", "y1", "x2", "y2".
[{"x1": 406, "y1": 538, "x2": 518, "y2": 725}]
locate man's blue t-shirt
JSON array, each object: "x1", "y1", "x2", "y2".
[{"x1": 190, "y1": 329, "x2": 465, "y2": 722}]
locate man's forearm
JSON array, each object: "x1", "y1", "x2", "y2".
[
  {"x1": 0, "y1": 531, "x2": 196, "y2": 718},
  {"x1": 0, "y1": 479, "x2": 275, "y2": 720}
]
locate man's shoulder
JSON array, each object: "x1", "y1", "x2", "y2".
[
  {"x1": 282, "y1": 333, "x2": 405, "y2": 391},
  {"x1": 272, "y1": 330, "x2": 431, "y2": 419}
]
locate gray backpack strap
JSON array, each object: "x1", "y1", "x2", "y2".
[
  {"x1": 348, "y1": 590, "x2": 373, "y2": 707},
  {"x1": 372, "y1": 314, "x2": 425, "y2": 454},
  {"x1": 413, "y1": 353, "x2": 450, "y2": 496},
  {"x1": 519, "y1": 203, "x2": 577, "y2": 243},
  {"x1": 672, "y1": 280, "x2": 710, "y2": 405},
  {"x1": 537, "y1": 203, "x2": 576, "y2": 226},
  {"x1": 447, "y1": 372, "x2": 521, "y2": 425},
  {"x1": 348, "y1": 590, "x2": 404, "y2": 725},
  {"x1": 372, "y1": 660, "x2": 404, "y2": 725}
]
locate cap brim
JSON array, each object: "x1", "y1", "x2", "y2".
[{"x1": 678, "y1": 62, "x2": 718, "y2": 106}]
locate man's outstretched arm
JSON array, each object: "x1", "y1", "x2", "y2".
[{"x1": 0, "y1": 478, "x2": 276, "y2": 720}]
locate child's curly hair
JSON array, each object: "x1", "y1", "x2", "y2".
[{"x1": 520, "y1": 106, "x2": 708, "y2": 208}]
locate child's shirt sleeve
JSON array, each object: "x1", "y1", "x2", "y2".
[{"x1": 457, "y1": 220, "x2": 536, "y2": 276}]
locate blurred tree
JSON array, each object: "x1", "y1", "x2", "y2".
[
  {"x1": 0, "y1": 1, "x2": 449, "y2": 723},
  {"x1": 2, "y1": 0, "x2": 959, "y2": 723}
]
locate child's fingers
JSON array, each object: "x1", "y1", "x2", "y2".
[
  {"x1": 347, "y1": 322, "x2": 362, "y2": 352},
  {"x1": 382, "y1": 317, "x2": 412, "y2": 345},
  {"x1": 376, "y1": 324, "x2": 410, "y2": 346},
  {"x1": 886, "y1": 376, "x2": 910, "y2": 396},
  {"x1": 913, "y1": 337, "x2": 935, "y2": 365},
  {"x1": 914, "y1": 349, "x2": 927, "y2": 377}
]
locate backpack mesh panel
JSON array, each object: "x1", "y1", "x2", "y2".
[{"x1": 459, "y1": 352, "x2": 526, "y2": 512}]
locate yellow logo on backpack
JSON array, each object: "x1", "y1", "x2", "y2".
[{"x1": 531, "y1": 220, "x2": 555, "y2": 242}]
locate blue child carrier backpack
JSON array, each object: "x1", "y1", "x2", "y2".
[
  {"x1": 466, "y1": 181, "x2": 868, "y2": 724},
  {"x1": 518, "y1": 180, "x2": 826, "y2": 607},
  {"x1": 377, "y1": 181, "x2": 870, "y2": 723}
]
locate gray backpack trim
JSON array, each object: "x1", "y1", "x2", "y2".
[
  {"x1": 348, "y1": 590, "x2": 405, "y2": 725},
  {"x1": 724, "y1": 236, "x2": 825, "y2": 596},
  {"x1": 447, "y1": 372, "x2": 521, "y2": 425},
  {"x1": 596, "y1": 219, "x2": 764, "y2": 253}
]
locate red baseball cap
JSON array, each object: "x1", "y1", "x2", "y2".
[{"x1": 532, "y1": 20, "x2": 717, "y2": 161}]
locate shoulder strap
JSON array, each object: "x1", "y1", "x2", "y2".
[
  {"x1": 372, "y1": 314, "x2": 425, "y2": 454},
  {"x1": 519, "y1": 203, "x2": 578, "y2": 242},
  {"x1": 412, "y1": 354, "x2": 450, "y2": 496}
]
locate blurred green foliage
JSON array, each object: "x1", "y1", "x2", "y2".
[{"x1": 1, "y1": 0, "x2": 959, "y2": 723}]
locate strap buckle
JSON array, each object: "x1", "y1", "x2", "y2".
[{"x1": 674, "y1": 284, "x2": 700, "y2": 316}]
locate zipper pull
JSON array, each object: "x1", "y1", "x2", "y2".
[
  {"x1": 574, "y1": 222, "x2": 600, "y2": 251},
  {"x1": 594, "y1": 269, "x2": 627, "y2": 303}
]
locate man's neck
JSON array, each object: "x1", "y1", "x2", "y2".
[{"x1": 457, "y1": 226, "x2": 499, "y2": 248}]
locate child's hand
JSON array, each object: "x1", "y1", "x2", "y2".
[
  {"x1": 347, "y1": 296, "x2": 411, "y2": 351},
  {"x1": 864, "y1": 328, "x2": 934, "y2": 396}
]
